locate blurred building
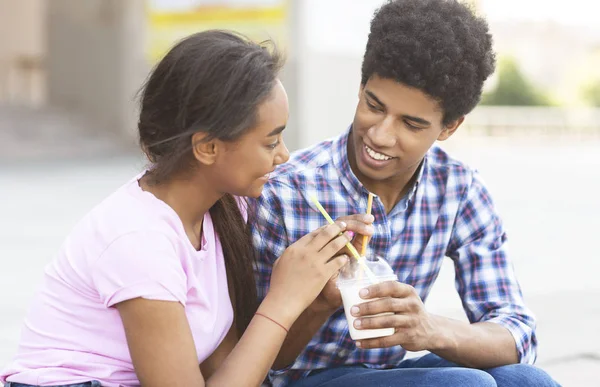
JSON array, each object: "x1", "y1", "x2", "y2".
[
  {"x1": 0, "y1": 0, "x2": 147, "y2": 161},
  {"x1": 0, "y1": 0, "x2": 598, "y2": 163},
  {"x1": 0, "y1": 0, "x2": 301, "y2": 158}
]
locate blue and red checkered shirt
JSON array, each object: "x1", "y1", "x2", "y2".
[{"x1": 249, "y1": 127, "x2": 537, "y2": 387}]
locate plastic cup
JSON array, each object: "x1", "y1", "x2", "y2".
[{"x1": 336, "y1": 255, "x2": 398, "y2": 340}]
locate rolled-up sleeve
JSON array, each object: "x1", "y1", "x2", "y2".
[
  {"x1": 446, "y1": 171, "x2": 537, "y2": 364},
  {"x1": 91, "y1": 231, "x2": 187, "y2": 307}
]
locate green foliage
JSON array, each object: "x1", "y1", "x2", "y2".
[
  {"x1": 582, "y1": 81, "x2": 600, "y2": 107},
  {"x1": 481, "y1": 57, "x2": 552, "y2": 106}
]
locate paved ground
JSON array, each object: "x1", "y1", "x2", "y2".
[{"x1": 0, "y1": 124, "x2": 599, "y2": 385}]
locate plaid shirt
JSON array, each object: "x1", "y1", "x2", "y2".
[{"x1": 250, "y1": 127, "x2": 537, "y2": 387}]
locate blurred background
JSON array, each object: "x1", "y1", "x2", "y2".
[{"x1": 0, "y1": 1, "x2": 598, "y2": 386}]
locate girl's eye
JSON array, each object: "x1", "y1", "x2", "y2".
[{"x1": 267, "y1": 141, "x2": 280, "y2": 150}]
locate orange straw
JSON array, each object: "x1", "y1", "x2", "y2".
[{"x1": 361, "y1": 193, "x2": 374, "y2": 257}]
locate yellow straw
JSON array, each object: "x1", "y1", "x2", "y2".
[
  {"x1": 361, "y1": 193, "x2": 374, "y2": 257},
  {"x1": 310, "y1": 195, "x2": 377, "y2": 283}
]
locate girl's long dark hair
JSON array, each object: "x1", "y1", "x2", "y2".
[
  {"x1": 210, "y1": 195, "x2": 257, "y2": 335},
  {"x1": 137, "y1": 30, "x2": 284, "y2": 335}
]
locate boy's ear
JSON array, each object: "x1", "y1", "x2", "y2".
[{"x1": 438, "y1": 116, "x2": 464, "y2": 141}]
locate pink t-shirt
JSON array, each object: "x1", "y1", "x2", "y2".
[{"x1": 1, "y1": 175, "x2": 236, "y2": 386}]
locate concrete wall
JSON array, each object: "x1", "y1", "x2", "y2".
[
  {"x1": 296, "y1": 53, "x2": 362, "y2": 148},
  {"x1": 46, "y1": 0, "x2": 147, "y2": 140},
  {"x1": 277, "y1": 0, "x2": 301, "y2": 151},
  {"x1": 293, "y1": 0, "x2": 383, "y2": 148},
  {"x1": 0, "y1": 0, "x2": 45, "y2": 105}
]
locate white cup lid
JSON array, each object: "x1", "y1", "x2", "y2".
[{"x1": 336, "y1": 256, "x2": 397, "y2": 287}]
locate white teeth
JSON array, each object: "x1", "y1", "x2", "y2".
[{"x1": 365, "y1": 145, "x2": 392, "y2": 161}]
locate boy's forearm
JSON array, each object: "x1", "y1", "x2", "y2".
[{"x1": 430, "y1": 315, "x2": 519, "y2": 369}]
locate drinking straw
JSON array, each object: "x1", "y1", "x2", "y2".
[
  {"x1": 360, "y1": 193, "x2": 374, "y2": 257},
  {"x1": 310, "y1": 195, "x2": 377, "y2": 283}
]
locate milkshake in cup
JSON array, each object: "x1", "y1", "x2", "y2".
[{"x1": 336, "y1": 255, "x2": 398, "y2": 340}]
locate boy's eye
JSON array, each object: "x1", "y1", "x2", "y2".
[
  {"x1": 404, "y1": 120, "x2": 424, "y2": 131},
  {"x1": 366, "y1": 100, "x2": 381, "y2": 111},
  {"x1": 366, "y1": 99, "x2": 383, "y2": 112}
]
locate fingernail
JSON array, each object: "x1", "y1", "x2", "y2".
[
  {"x1": 354, "y1": 319, "x2": 362, "y2": 328},
  {"x1": 351, "y1": 306, "x2": 360, "y2": 315},
  {"x1": 340, "y1": 221, "x2": 347, "y2": 229},
  {"x1": 356, "y1": 341, "x2": 362, "y2": 348},
  {"x1": 359, "y1": 288, "x2": 369, "y2": 298},
  {"x1": 366, "y1": 214, "x2": 374, "y2": 222},
  {"x1": 366, "y1": 225, "x2": 375, "y2": 234},
  {"x1": 347, "y1": 231, "x2": 354, "y2": 239}
]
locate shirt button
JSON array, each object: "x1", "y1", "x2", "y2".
[{"x1": 338, "y1": 349, "x2": 349, "y2": 357}]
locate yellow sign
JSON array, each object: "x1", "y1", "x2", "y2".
[{"x1": 146, "y1": 0, "x2": 289, "y2": 63}]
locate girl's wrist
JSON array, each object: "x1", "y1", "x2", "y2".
[{"x1": 259, "y1": 291, "x2": 301, "y2": 330}]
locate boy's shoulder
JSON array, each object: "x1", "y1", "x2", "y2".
[
  {"x1": 270, "y1": 138, "x2": 337, "y2": 183},
  {"x1": 425, "y1": 145, "x2": 488, "y2": 198},
  {"x1": 426, "y1": 144, "x2": 473, "y2": 175}
]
